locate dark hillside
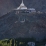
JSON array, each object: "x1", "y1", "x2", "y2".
[{"x1": 0, "y1": 11, "x2": 46, "y2": 40}]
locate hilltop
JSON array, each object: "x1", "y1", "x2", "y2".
[{"x1": 0, "y1": 0, "x2": 46, "y2": 16}]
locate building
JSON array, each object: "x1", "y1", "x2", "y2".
[
  {"x1": 27, "y1": 42, "x2": 35, "y2": 46},
  {"x1": 45, "y1": 44, "x2": 46, "y2": 46},
  {"x1": 14, "y1": 0, "x2": 36, "y2": 13}
]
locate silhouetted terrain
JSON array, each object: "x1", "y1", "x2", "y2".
[
  {"x1": 0, "y1": 0, "x2": 46, "y2": 16},
  {"x1": 0, "y1": 11, "x2": 46, "y2": 40}
]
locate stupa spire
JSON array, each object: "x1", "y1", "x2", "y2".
[
  {"x1": 22, "y1": 0, "x2": 23, "y2": 4},
  {"x1": 17, "y1": 0, "x2": 27, "y2": 10},
  {"x1": 20, "y1": 0, "x2": 24, "y2": 6}
]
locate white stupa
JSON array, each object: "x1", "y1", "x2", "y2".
[
  {"x1": 17, "y1": 0, "x2": 27, "y2": 10},
  {"x1": 14, "y1": 0, "x2": 36, "y2": 13}
]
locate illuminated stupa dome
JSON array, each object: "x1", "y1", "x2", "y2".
[{"x1": 17, "y1": 0, "x2": 27, "y2": 10}]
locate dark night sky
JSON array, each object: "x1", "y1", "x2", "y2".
[
  {"x1": 0, "y1": 0, "x2": 46, "y2": 17},
  {"x1": 0, "y1": 0, "x2": 15, "y2": 16},
  {"x1": 0, "y1": 0, "x2": 22, "y2": 16}
]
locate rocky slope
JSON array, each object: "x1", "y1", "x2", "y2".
[
  {"x1": 0, "y1": 11, "x2": 46, "y2": 40},
  {"x1": 0, "y1": 0, "x2": 46, "y2": 16}
]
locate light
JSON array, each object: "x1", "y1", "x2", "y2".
[{"x1": 17, "y1": 0, "x2": 27, "y2": 10}]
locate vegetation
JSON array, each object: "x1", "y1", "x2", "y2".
[
  {"x1": 0, "y1": 38, "x2": 35, "y2": 46},
  {"x1": 0, "y1": 37, "x2": 46, "y2": 46}
]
